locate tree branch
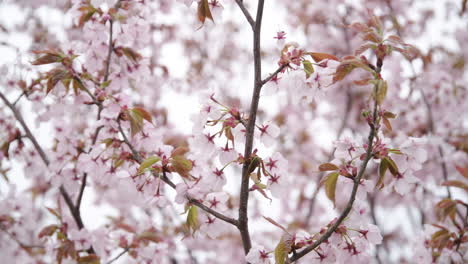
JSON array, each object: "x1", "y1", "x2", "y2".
[
  {"x1": 75, "y1": 173, "x2": 88, "y2": 210},
  {"x1": 117, "y1": 119, "x2": 238, "y2": 226},
  {"x1": 235, "y1": 0, "x2": 255, "y2": 29},
  {"x1": 290, "y1": 99, "x2": 379, "y2": 263},
  {"x1": 260, "y1": 63, "x2": 288, "y2": 86},
  {"x1": 238, "y1": 0, "x2": 265, "y2": 255},
  {"x1": 106, "y1": 247, "x2": 129, "y2": 264},
  {"x1": 0, "y1": 91, "x2": 95, "y2": 254}
]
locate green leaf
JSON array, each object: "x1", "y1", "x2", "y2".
[
  {"x1": 324, "y1": 172, "x2": 340, "y2": 206},
  {"x1": 138, "y1": 156, "x2": 160, "y2": 174},
  {"x1": 375, "y1": 80, "x2": 388, "y2": 105},
  {"x1": 127, "y1": 107, "x2": 153, "y2": 137},
  {"x1": 131, "y1": 107, "x2": 153, "y2": 124},
  {"x1": 247, "y1": 156, "x2": 262, "y2": 174},
  {"x1": 386, "y1": 157, "x2": 399, "y2": 175},
  {"x1": 302, "y1": 60, "x2": 314, "y2": 78},
  {"x1": 376, "y1": 158, "x2": 388, "y2": 189},
  {"x1": 101, "y1": 138, "x2": 114, "y2": 148},
  {"x1": 186, "y1": 206, "x2": 199, "y2": 235},
  {"x1": 275, "y1": 236, "x2": 289, "y2": 264},
  {"x1": 171, "y1": 155, "x2": 193, "y2": 178},
  {"x1": 319, "y1": 163, "x2": 339, "y2": 171},
  {"x1": 388, "y1": 149, "x2": 402, "y2": 154},
  {"x1": 77, "y1": 254, "x2": 100, "y2": 264}
]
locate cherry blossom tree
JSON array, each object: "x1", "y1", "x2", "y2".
[{"x1": 0, "y1": 0, "x2": 467, "y2": 263}]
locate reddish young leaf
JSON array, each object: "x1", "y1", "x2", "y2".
[
  {"x1": 171, "y1": 155, "x2": 193, "y2": 178},
  {"x1": 441, "y1": 180, "x2": 468, "y2": 191},
  {"x1": 38, "y1": 224, "x2": 58, "y2": 238},
  {"x1": 455, "y1": 164, "x2": 468, "y2": 179},
  {"x1": 31, "y1": 53, "x2": 62, "y2": 65},
  {"x1": 318, "y1": 163, "x2": 339, "y2": 171},
  {"x1": 197, "y1": 0, "x2": 214, "y2": 25},
  {"x1": 46, "y1": 68, "x2": 69, "y2": 94},
  {"x1": 307, "y1": 52, "x2": 339, "y2": 63},
  {"x1": 382, "y1": 117, "x2": 392, "y2": 131},
  {"x1": 132, "y1": 107, "x2": 153, "y2": 124},
  {"x1": 383, "y1": 111, "x2": 397, "y2": 119},
  {"x1": 122, "y1": 47, "x2": 142, "y2": 63}
]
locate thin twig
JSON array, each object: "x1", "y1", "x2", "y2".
[
  {"x1": 106, "y1": 248, "x2": 129, "y2": 264},
  {"x1": 237, "y1": 0, "x2": 265, "y2": 255},
  {"x1": 260, "y1": 63, "x2": 288, "y2": 86},
  {"x1": 235, "y1": 0, "x2": 255, "y2": 29},
  {"x1": 290, "y1": 98, "x2": 379, "y2": 263},
  {"x1": 0, "y1": 92, "x2": 50, "y2": 165},
  {"x1": 0, "y1": 91, "x2": 95, "y2": 254},
  {"x1": 75, "y1": 173, "x2": 88, "y2": 210},
  {"x1": 13, "y1": 91, "x2": 27, "y2": 106},
  {"x1": 117, "y1": 120, "x2": 238, "y2": 226}
]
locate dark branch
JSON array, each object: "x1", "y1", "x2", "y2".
[
  {"x1": 260, "y1": 63, "x2": 288, "y2": 86},
  {"x1": 238, "y1": 0, "x2": 265, "y2": 255},
  {"x1": 75, "y1": 173, "x2": 88, "y2": 210},
  {"x1": 107, "y1": 248, "x2": 129, "y2": 264},
  {"x1": 290, "y1": 98, "x2": 379, "y2": 263},
  {"x1": 235, "y1": 0, "x2": 255, "y2": 29},
  {"x1": 117, "y1": 119, "x2": 238, "y2": 226},
  {"x1": 0, "y1": 91, "x2": 95, "y2": 254}
]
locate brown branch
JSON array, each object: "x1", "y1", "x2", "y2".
[
  {"x1": 237, "y1": 0, "x2": 265, "y2": 255},
  {"x1": 235, "y1": 0, "x2": 255, "y2": 29},
  {"x1": 0, "y1": 92, "x2": 50, "y2": 166},
  {"x1": 290, "y1": 98, "x2": 379, "y2": 263},
  {"x1": 13, "y1": 90, "x2": 27, "y2": 106},
  {"x1": 0, "y1": 91, "x2": 95, "y2": 254},
  {"x1": 117, "y1": 119, "x2": 238, "y2": 226},
  {"x1": 106, "y1": 247, "x2": 129, "y2": 264},
  {"x1": 260, "y1": 63, "x2": 288, "y2": 86},
  {"x1": 75, "y1": 173, "x2": 88, "y2": 210}
]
